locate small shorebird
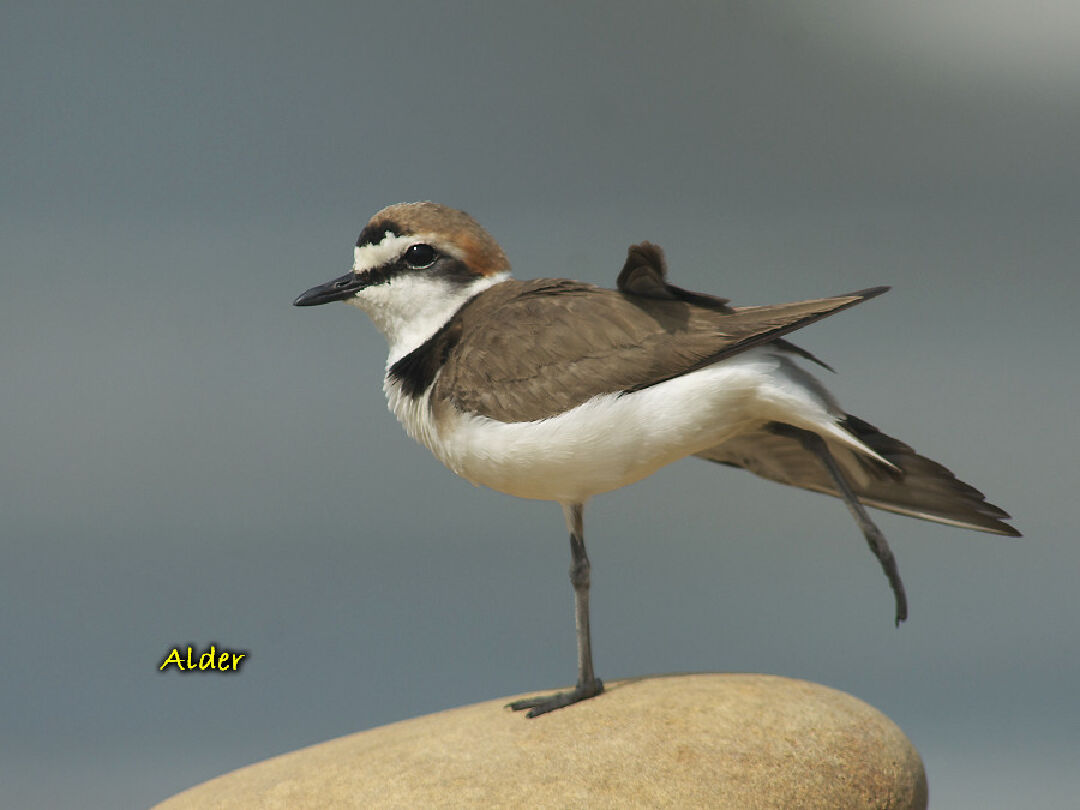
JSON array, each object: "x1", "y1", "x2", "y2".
[{"x1": 294, "y1": 202, "x2": 1018, "y2": 717}]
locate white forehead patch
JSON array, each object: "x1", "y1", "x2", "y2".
[{"x1": 352, "y1": 232, "x2": 461, "y2": 274}]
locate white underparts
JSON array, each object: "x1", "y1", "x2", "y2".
[{"x1": 384, "y1": 347, "x2": 888, "y2": 505}]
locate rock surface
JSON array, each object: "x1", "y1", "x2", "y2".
[{"x1": 154, "y1": 673, "x2": 927, "y2": 809}]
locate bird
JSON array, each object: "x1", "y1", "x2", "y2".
[{"x1": 294, "y1": 201, "x2": 1018, "y2": 718}]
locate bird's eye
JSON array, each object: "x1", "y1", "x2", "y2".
[{"x1": 404, "y1": 243, "x2": 437, "y2": 269}]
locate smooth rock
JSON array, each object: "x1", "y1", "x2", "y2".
[{"x1": 154, "y1": 673, "x2": 927, "y2": 809}]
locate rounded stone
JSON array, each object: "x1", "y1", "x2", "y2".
[{"x1": 154, "y1": 673, "x2": 927, "y2": 809}]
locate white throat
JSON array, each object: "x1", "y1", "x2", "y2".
[{"x1": 346, "y1": 270, "x2": 511, "y2": 365}]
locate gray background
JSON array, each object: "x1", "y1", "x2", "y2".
[{"x1": 4, "y1": 2, "x2": 1078, "y2": 807}]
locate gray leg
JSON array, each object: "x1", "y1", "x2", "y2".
[
  {"x1": 794, "y1": 429, "x2": 909, "y2": 626},
  {"x1": 507, "y1": 503, "x2": 605, "y2": 717}
]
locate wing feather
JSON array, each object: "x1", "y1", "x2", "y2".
[
  {"x1": 434, "y1": 277, "x2": 886, "y2": 423},
  {"x1": 696, "y1": 416, "x2": 1020, "y2": 536}
]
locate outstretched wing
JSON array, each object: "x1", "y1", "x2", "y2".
[{"x1": 696, "y1": 415, "x2": 1020, "y2": 536}]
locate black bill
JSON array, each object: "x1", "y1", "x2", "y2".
[{"x1": 293, "y1": 272, "x2": 365, "y2": 307}]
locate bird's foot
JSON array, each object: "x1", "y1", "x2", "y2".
[{"x1": 506, "y1": 678, "x2": 605, "y2": 718}]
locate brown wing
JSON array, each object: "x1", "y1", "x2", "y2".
[
  {"x1": 433, "y1": 277, "x2": 888, "y2": 423},
  {"x1": 618, "y1": 241, "x2": 834, "y2": 371},
  {"x1": 696, "y1": 416, "x2": 1020, "y2": 536}
]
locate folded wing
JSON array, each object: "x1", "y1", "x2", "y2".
[{"x1": 435, "y1": 277, "x2": 887, "y2": 423}]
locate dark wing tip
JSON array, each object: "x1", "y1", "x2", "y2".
[
  {"x1": 853, "y1": 285, "x2": 891, "y2": 300},
  {"x1": 991, "y1": 520, "x2": 1023, "y2": 538},
  {"x1": 965, "y1": 510, "x2": 1022, "y2": 537}
]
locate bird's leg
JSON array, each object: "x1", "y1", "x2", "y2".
[
  {"x1": 507, "y1": 503, "x2": 605, "y2": 717},
  {"x1": 567, "y1": 502, "x2": 601, "y2": 692},
  {"x1": 794, "y1": 428, "x2": 908, "y2": 626}
]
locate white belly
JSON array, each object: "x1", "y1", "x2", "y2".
[{"x1": 385, "y1": 347, "x2": 863, "y2": 505}]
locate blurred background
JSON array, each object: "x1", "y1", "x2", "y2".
[{"x1": 3, "y1": 2, "x2": 1077, "y2": 807}]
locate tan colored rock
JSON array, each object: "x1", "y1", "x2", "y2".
[{"x1": 154, "y1": 673, "x2": 927, "y2": 809}]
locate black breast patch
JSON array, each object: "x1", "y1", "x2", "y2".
[{"x1": 387, "y1": 315, "x2": 465, "y2": 398}]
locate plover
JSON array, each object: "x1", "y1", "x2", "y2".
[{"x1": 294, "y1": 202, "x2": 1018, "y2": 717}]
